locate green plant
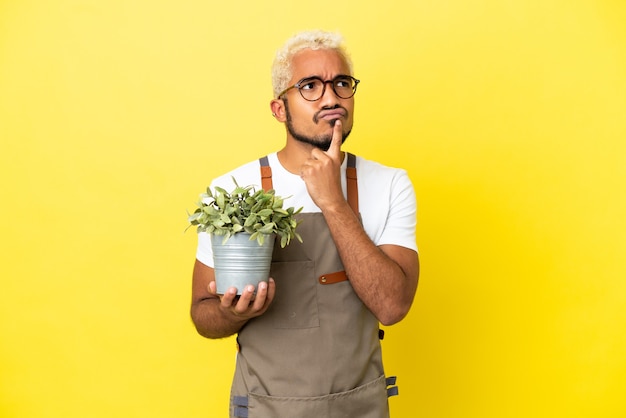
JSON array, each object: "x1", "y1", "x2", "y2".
[{"x1": 188, "y1": 177, "x2": 303, "y2": 248}]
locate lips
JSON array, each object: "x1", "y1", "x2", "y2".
[{"x1": 315, "y1": 108, "x2": 347, "y2": 123}]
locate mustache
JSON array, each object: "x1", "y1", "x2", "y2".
[{"x1": 313, "y1": 105, "x2": 348, "y2": 124}]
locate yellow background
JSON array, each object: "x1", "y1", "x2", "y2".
[{"x1": 1, "y1": 0, "x2": 625, "y2": 417}]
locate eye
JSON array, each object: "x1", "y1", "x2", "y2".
[
  {"x1": 299, "y1": 78, "x2": 320, "y2": 91},
  {"x1": 334, "y1": 76, "x2": 353, "y2": 88}
]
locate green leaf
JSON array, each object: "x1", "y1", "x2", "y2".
[
  {"x1": 224, "y1": 205, "x2": 236, "y2": 216},
  {"x1": 221, "y1": 233, "x2": 231, "y2": 245},
  {"x1": 244, "y1": 215, "x2": 257, "y2": 227},
  {"x1": 232, "y1": 186, "x2": 247, "y2": 195},
  {"x1": 257, "y1": 223, "x2": 276, "y2": 234},
  {"x1": 258, "y1": 208, "x2": 273, "y2": 218},
  {"x1": 256, "y1": 233, "x2": 266, "y2": 246},
  {"x1": 250, "y1": 201, "x2": 263, "y2": 213},
  {"x1": 216, "y1": 193, "x2": 225, "y2": 209},
  {"x1": 214, "y1": 186, "x2": 228, "y2": 196}
]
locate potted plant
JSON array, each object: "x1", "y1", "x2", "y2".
[{"x1": 188, "y1": 177, "x2": 303, "y2": 294}]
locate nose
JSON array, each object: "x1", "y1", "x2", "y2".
[{"x1": 319, "y1": 81, "x2": 341, "y2": 105}]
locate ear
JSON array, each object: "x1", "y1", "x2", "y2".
[{"x1": 270, "y1": 99, "x2": 287, "y2": 122}]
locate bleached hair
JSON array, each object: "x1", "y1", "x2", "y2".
[{"x1": 271, "y1": 30, "x2": 354, "y2": 98}]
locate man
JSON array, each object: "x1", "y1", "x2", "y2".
[{"x1": 191, "y1": 30, "x2": 419, "y2": 417}]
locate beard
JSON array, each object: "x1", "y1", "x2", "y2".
[{"x1": 284, "y1": 100, "x2": 351, "y2": 151}]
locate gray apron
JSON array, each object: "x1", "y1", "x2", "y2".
[{"x1": 229, "y1": 155, "x2": 398, "y2": 418}]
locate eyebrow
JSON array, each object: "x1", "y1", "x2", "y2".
[{"x1": 299, "y1": 74, "x2": 351, "y2": 81}]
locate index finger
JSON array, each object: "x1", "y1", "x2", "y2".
[{"x1": 326, "y1": 119, "x2": 343, "y2": 159}]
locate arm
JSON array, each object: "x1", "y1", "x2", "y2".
[
  {"x1": 318, "y1": 202, "x2": 418, "y2": 325},
  {"x1": 300, "y1": 121, "x2": 419, "y2": 325},
  {"x1": 190, "y1": 259, "x2": 276, "y2": 339}
]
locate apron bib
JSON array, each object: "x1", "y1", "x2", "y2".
[{"x1": 229, "y1": 155, "x2": 395, "y2": 418}]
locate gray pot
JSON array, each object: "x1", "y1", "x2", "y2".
[{"x1": 211, "y1": 232, "x2": 275, "y2": 295}]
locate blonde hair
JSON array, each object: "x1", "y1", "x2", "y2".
[{"x1": 271, "y1": 30, "x2": 354, "y2": 98}]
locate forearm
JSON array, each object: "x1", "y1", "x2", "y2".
[
  {"x1": 322, "y1": 200, "x2": 418, "y2": 325},
  {"x1": 299, "y1": 123, "x2": 418, "y2": 323},
  {"x1": 191, "y1": 298, "x2": 247, "y2": 339}
]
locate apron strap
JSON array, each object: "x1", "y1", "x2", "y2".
[
  {"x1": 259, "y1": 155, "x2": 273, "y2": 191},
  {"x1": 386, "y1": 376, "x2": 399, "y2": 397},
  {"x1": 259, "y1": 153, "x2": 359, "y2": 214},
  {"x1": 318, "y1": 270, "x2": 348, "y2": 284},
  {"x1": 232, "y1": 395, "x2": 249, "y2": 417},
  {"x1": 346, "y1": 152, "x2": 359, "y2": 214}
]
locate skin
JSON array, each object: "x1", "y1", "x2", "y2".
[{"x1": 191, "y1": 48, "x2": 419, "y2": 338}]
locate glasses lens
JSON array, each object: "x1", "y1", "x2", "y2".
[
  {"x1": 298, "y1": 78, "x2": 323, "y2": 101},
  {"x1": 333, "y1": 76, "x2": 357, "y2": 99}
]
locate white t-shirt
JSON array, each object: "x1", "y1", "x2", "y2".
[{"x1": 196, "y1": 152, "x2": 417, "y2": 266}]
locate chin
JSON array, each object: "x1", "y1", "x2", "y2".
[
  {"x1": 317, "y1": 141, "x2": 332, "y2": 151},
  {"x1": 287, "y1": 119, "x2": 351, "y2": 150}
]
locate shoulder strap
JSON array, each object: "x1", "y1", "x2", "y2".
[
  {"x1": 346, "y1": 153, "x2": 359, "y2": 215},
  {"x1": 258, "y1": 153, "x2": 359, "y2": 214},
  {"x1": 259, "y1": 156, "x2": 273, "y2": 191}
]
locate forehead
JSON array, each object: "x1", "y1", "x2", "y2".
[{"x1": 290, "y1": 49, "x2": 351, "y2": 82}]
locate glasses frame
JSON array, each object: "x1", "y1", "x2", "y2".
[{"x1": 278, "y1": 75, "x2": 360, "y2": 101}]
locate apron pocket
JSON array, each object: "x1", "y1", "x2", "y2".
[
  {"x1": 268, "y1": 260, "x2": 319, "y2": 329},
  {"x1": 246, "y1": 375, "x2": 389, "y2": 418}
]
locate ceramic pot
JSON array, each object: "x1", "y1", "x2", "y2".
[{"x1": 211, "y1": 232, "x2": 275, "y2": 295}]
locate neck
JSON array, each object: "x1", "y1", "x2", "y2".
[
  {"x1": 276, "y1": 140, "x2": 313, "y2": 175},
  {"x1": 277, "y1": 138, "x2": 345, "y2": 175}
]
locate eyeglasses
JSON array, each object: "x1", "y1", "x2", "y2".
[{"x1": 278, "y1": 75, "x2": 360, "y2": 101}]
